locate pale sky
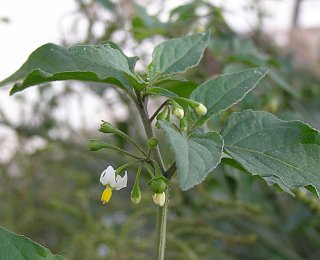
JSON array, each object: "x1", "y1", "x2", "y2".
[{"x1": 0, "y1": 0, "x2": 76, "y2": 79}]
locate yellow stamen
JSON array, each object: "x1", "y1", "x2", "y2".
[{"x1": 101, "y1": 185, "x2": 113, "y2": 204}]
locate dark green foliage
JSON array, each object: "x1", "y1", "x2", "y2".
[{"x1": 1, "y1": 0, "x2": 320, "y2": 259}]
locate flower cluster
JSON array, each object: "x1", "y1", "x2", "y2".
[{"x1": 99, "y1": 165, "x2": 168, "y2": 207}]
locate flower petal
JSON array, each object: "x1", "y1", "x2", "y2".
[
  {"x1": 115, "y1": 171, "x2": 127, "y2": 190},
  {"x1": 100, "y1": 166, "x2": 116, "y2": 186}
]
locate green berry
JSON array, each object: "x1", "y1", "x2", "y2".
[
  {"x1": 149, "y1": 176, "x2": 167, "y2": 193},
  {"x1": 148, "y1": 137, "x2": 158, "y2": 148}
]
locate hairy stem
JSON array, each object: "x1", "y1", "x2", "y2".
[
  {"x1": 135, "y1": 94, "x2": 169, "y2": 260},
  {"x1": 155, "y1": 186, "x2": 169, "y2": 260},
  {"x1": 113, "y1": 127, "x2": 148, "y2": 156},
  {"x1": 136, "y1": 97, "x2": 165, "y2": 172}
]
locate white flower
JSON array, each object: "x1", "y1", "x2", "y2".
[
  {"x1": 100, "y1": 166, "x2": 127, "y2": 190},
  {"x1": 152, "y1": 192, "x2": 166, "y2": 207},
  {"x1": 100, "y1": 166, "x2": 127, "y2": 204}
]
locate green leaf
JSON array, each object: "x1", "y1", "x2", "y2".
[
  {"x1": 154, "y1": 78, "x2": 198, "y2": 99},
  {"x1": 190, "y1": 68, "x2": 268, "y2": 127},
  {"x1": 0, "y1": 43, "x2": 145, "y2": 95},
  {"x1": 222, "y1": 63, "x2": 247, "y2": 74},
  {"x1": 0, "y1": 226, "x2": 63, "y2": 260},
  {"x1": 268, "y1": 70, "x2": 301, "y2": 99},
  {"x1": 147, "y1": 31, "x2": 210, "y2": 80},
  {"x1": 131, "y1": 4, "x2": 167, "y2": 41},
  {"x1": 233, "y1": 37, "x2": 270, "y2": 63},
  {"x1": 145, "y1": 87, "x2": 178, "y2": 98},
  {"x1": 221, "y1": 110, "x2": 320, "y2": 196},
  {"x1": 100, "y1": 41, "x2": 139, "y2": 71},
  {"x1": 147, "y1": 79, "x2": 198, "y2": 111},
  {"x1": 169, "y1": 2, "x2": 196, "y2": 20},
  {"x1": 159, "y1": 121, "x2": 223, "y2": 190},
  {"x1": 263, "y1": 176, "x2": 295, "y2": 195}
]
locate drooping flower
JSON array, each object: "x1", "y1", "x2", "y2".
[
  {"x1": 100, "y1": 166, "x2": 127, "y2": 204},
  {"x1": 152, "y1": 192, "x2": 166, "y2": 207}
]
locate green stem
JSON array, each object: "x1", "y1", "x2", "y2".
[
  {"x1": 109, "y1": 147, "x2": 142, "y2": 160},
  {"x1": 149, "y1": 99, "x2": 170, "y2": 123},
  {"x1": 114, "y1": 128, "x2": 148, "y2": 157},
  {"x1": 155, "y1": 186, "x2": 169, "y2": 260},
  {"x1": 89, "y1": 139, "x2": 143, "y2": 160},
  {"x1": 115, "y1": 160, "x2": 141, "y2": 174},
  {"x1": 136, "y1": 97, "x2": 165, "y2": 172},
  {"x1": 135, "y1": 94, "x2": 169, "y2": 260},
  {"x1": 143, "y1": 164, "x2": 156, "y2": 178}
]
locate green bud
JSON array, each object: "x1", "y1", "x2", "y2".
[
  {"x1": 180, "y1": 117, "x2": 188, "y2": 131},
  {"x1": 131, "y1": 166, "x2": 142, "y2": 205},
  {"x1": 152, "y1": 192, "x2": 165, "y2": 207},
  {"x1": 156, "y1": 107, "x2": 168, "y2": 121},
  {"x1": 88, "y1": 139, "x2": 107, "y2": 151},
  {"x1": 173, "y1": 107, "x2": 184, "y2": 119},
  {"x1": 171, "y1": 100, "x2": 184, "y2": 119},
  {"x1": 176, "y1": 98, "x2": 207, "y2": 116},
  {"x1": 130, "y1": 185, "x2": 142, "y2": 204},
  {"x1": 99, "y1": 121, "x2": 115, "y2": 133},
  {"x1": 194, "y1": 103, "x2": 207, "y2": 116},
  {"x1": 148, "y1": 137, "x2": 158, "y2": 148},
  {"x1": 148, "y1": 176, "x2": 168, "y2": 193}
]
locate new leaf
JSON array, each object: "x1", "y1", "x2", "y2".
[
  {"x1": 190, "y1": 68, "x2": 268, "y2": 127},
  {"x1": 147, "y1": 31, "x2": 210, "y2": 80}
]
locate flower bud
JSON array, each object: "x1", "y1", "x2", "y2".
[
  {"x1": 173, "y1": 107, "x2": 184, "y2": 119},
  {"x1": 157, "y1": 107, "x2": 169, "y2": 120},
  {"x1": 130, "y1": 166, "x2": 142, "y2": 204},
  {"x1": 152, "y1": 192, "x2": 165, "y2": 207},
  {"x1": 88, "y1": 139, "x2": 107, "y2": 151},
  {"x1": 194, "y1": 103, "x2": 207, "y2": 116},
  {"x1": 180, "y1": 117, "x2": 188, "y2": 132},
  {"x1": 177, "y1": 98, "x2": 207, "y2": 116},
  {"x1": 148, "y1": 176, "x2": 167, "y2": 194},
  {"x1": 148, "y1": 137, "x2": 158, "y2": 148},
  {"x1": 130, "y1": 187, "x2": 142, "y2": 204},
  {"x1": 171, "y1": 100, "x2": 184, "y2": 119},
  {"x1": 99, "y1": 121, "x2": 115, "y2": 133}
]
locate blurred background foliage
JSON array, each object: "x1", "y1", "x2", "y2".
[{"x1": 1, "y1": 0, "x2": 320, "y2": 259}]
